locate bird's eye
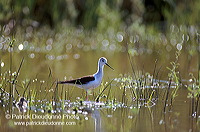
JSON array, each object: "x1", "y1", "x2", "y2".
[{"x1": 102, "y1": 59, "x2": 104, "y2": 62}]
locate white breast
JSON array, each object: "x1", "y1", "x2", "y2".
[{"x1": 82, "y1": 73, "x2": 102, "y2": 90}]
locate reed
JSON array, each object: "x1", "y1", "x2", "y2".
[
  {"x1": 187, "y1": 73, "x2": 200, "y2": 119},
  {"x1": 8, "y1": 38, "x2": 14, "y2": 112},
  {"x1": 126, "y1": 53, "x2": 163, "y2": 107},
  {"x1": 163, "y1": 51, "x2": 181, "y2": 112},
  {"x1": 163, "y1": 78, "x2": 172, "y2": 113},
  {"x1": 95, "y1": 79, "x2": 114, "y2": 102}
]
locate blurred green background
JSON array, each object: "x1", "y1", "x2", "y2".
[
  {"x1": 0, "y1": 0, "x2": 199, "y2": 80},
  {"x1": 1, "y1": 0, "x2": 199, "y2": 31}
]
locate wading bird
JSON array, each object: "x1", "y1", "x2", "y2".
[{"x1": 58, "y1": 57, "x2": 114, "y2": 100}]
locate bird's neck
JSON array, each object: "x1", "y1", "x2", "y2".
[{"x1": 95, "y1": 64, "x2": 104, "y2": 78}]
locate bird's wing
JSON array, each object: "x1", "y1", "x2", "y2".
[{"x1": 58, "y1": 75, "x2": 95, "y2": 85}]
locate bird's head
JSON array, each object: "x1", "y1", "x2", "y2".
[{"x1": 99, "y1": 57, "x2": 114, "y2": 70}]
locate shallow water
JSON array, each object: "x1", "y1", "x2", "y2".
[
  {"x1": 0, "y1": 89, "x2": 198, "y2": 132},
  {"x1": 0, "y1": 43, "x2": 199, "y2": 132}
]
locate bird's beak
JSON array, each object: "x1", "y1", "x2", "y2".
[{"x1": 105, "y1": 63, "x2": 114, "y2": 70}]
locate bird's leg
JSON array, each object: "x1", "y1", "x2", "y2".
[{"x1": 86, "y1": 90, "x2": 88, "y2": 101}]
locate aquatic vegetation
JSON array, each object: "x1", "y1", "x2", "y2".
[
  {"x1": 187, "y1": 73, "x2": 200, "y2": 118},
  {"x1": 164, "y1": 51, "x2": 181, "y2": 112}
]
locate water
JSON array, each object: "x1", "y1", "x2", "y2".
[
  {"x1": 0, "y1": 89, "x2": 197, "y2": 132},
  {"x1": 0, "y1": 41, "x2": 199, "y2": 132}
]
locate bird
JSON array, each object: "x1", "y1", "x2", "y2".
[
  {"x1": 16, "y1": 97, "x2": 28, "y2": 113},
  {"x1": 58, "y1": 57, "x2": 114, "y2": 100}
]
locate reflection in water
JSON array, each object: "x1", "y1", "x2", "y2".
[
  {"x1": 92, "y1": 109, "x2": 102, "y2": 132},
  {"x1": 82, "y1": 106, "x2": 102, "y2": 132}
]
